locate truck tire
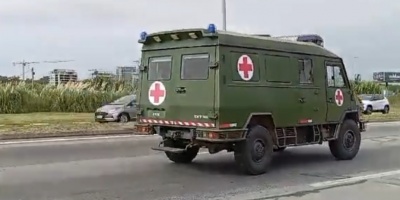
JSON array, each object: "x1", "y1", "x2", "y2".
[
  {"x1": 234, "y1": 125, "x2": 273, "y2": 175},
  {"x1": 328, "y1": 119, "x2": 361, "y2": 160},
  {"x1": 164, "y1": 140, "x2": 199, "y2": 164}
]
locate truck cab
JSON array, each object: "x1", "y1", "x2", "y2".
[{"x1": 134, "y1": 24, "x2": 366, "y2": 175}]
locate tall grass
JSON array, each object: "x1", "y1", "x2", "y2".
[
  {"x1": 0, "y1": 79, "x2": 136, "y2": 114},
  {"x1": 350, "y1": 80, "x2": 383, "y2": 95}
]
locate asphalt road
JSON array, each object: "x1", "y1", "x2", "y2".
[{"x1": 1, "y1": 122, "x2": 400, "y2": 200}]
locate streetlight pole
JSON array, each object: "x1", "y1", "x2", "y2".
[{"x1": 222, "y1": 0, "x2": 227, "y2": 31}]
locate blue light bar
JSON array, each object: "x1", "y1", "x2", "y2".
[
  {"x1": 207, "y1": 24, "x2": 216, "y2": 33},
  {"x1": 140, "y1": 31, "x2": 148, "y2": 41},
  {"x1": 273, "y1": 34, "x2": 324, "y2": 47}
]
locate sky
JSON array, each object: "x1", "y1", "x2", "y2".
[{"x1": 0, "y1": 0, "x2": 399, "y2": 80}]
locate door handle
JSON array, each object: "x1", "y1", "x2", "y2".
[{"x1": 176, "y1": 87, "x2": 186, "y2": 93}]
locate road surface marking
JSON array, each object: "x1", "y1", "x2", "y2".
[
  {"x1": 309, "y1": 169, "x2": 400, "y2": 188},
  {"x1": 0, "y1": 134, "x2": 157, "y2": 145}
]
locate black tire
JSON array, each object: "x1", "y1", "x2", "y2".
[
  {"x1": 328, "y1": 119, "x2": 361, "y2": 160},
  {"x1": 118, "y1": 113, "x2": 129, "y2": 123},
  {"x1": 382, "y1": 105, "x2": 390, "y2": 114},
  {"x1": 364, "y1": 105, "x2": 373, "y2": 115},
  {"x1": 164, "y1": 140, "x2": 199, "y2": 164},
  {"x1": 234, "y1": 125, "x2": 274, "y2": 175},
  {"x1": 273, "y1": 147, "x2": 286, "y2": 152}
]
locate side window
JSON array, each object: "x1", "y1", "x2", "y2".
[
  {"x1": 148, "y1": 56, "x2": 172, "y2": 81},
  {"x1": 298, "y1": 59, "x2": 313, "y2": 84},
  {"x1": 181, "y1": 54, "x2": 209, "y2": 80},
  {"x1": 326, "y1": 64, "x2": 345, "y2": 87}
]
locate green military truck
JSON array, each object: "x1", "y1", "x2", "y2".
[{"x1": 134, "y1": 24, "x2": 366, "y2": 175}]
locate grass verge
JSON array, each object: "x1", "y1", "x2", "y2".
[
  {"x1": 0, "y1": 112, "x2": 94, "y2": 125},
  {"x1": 362, "y1": 107, "x2": 400, "y2": 122},
  {"x1": 0, "y1": 122, "x2": 135, "y2": 136}
]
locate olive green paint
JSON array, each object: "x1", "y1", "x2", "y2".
[{"x1": 137, "y1": 29, "x2": 358, "y2": 129}]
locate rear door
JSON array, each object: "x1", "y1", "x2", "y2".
[
  {"x1": 172, "y1": 46, "x2": 217, "y2": 127},
  {"x1": 325, "y1": 61, "x2": 352, "y2": 122},
  {"x1": 139, "y1": 47, "x2": 217, "y2": 127}
]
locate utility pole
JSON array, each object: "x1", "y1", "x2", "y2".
[
  {"x1": 31, "y1": 67, "x2": 35, "y2": 86},
  {"x1": 222, "y1": 0, "x2": 227, "y2": 31}
]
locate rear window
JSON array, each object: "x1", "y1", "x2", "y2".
[
  {"x1": 148, "y1": 56, "x2": 172, "y2": 80},
  {"x1": 181, "y1": 54, "x2": 209, "y2": 80}
]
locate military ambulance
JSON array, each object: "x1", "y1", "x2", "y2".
[{"x1": 134, "y1": 24, "x2": 366, "y2": 175}]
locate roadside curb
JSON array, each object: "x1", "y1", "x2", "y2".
[
  {"x1": 365, "y1": 119, "x2": 400, "y2": 123},
  {"x1": 0, "y1": 129, "x2": 152, "y2": 141}
]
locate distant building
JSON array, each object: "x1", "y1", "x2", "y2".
[
  {"x1": 89, "y1": 69, "x2": 115, "y2": 79},
  {"x1": 49, "y1": 69, "x2": 78, "y2": 86},
  {"x1": 115, "y1": 66, "x2": 138, "y2": 82}
]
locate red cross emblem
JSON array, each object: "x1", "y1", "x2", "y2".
[
  {"x1": 335, "y1": 89, "x2": 344, "y2": 106},
  {"x1": 148, "y1": 81, "x2": 166, "y2": 106},
  {"x1": 237, "y1": 55, "x2": 254, "y2": 81}
]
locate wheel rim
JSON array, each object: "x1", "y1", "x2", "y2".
[
  {"x1": 252, "y1": 139, "x2": 266, "y2": 162},
  {"x1": 120, "y1": 116, "x2": 128, "y2": 123},
  {"x1": 342, "y1": 130, "x2": 356, "y2": 150}
]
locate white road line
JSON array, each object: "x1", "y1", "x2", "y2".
[
  {"x1": 0, "y1": 134, "x2": 157, "y2": 145},
  {"x1": 309, "y1": 169, "x2": 400, "y2": 188}
]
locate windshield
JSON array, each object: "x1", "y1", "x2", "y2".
[
  {"x1": 110, "y1": 95, "x2": 135, "y2": 105},
  {"x1": 360, "y1": 94, "x2": 373, "y2": 100}
]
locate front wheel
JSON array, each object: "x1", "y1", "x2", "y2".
[
  {"x1": 234, "y1": 125, "x2": 274, "y2": 175},
  {"x1": 364, "y1": 106, "x2": 373, "y2": 115},
  {"x1": 118, "y1": 113, "x2": 129, "y2": 123},
  {"x1": 329, "y1": 119, "x2": 361, "y2": 160}
]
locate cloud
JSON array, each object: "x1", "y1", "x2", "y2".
[{"x1": 0, "y1": 0, "x2": 399, "y2": 80}]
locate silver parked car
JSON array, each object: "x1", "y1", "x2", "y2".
[
  {"x1": 94, "y1": 94, "x2": 137, "y2": 123},
  {"x1": 359, "y1": 94, "x2": 390, "y2": 114}
]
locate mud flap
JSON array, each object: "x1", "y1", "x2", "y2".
[{"x1": 359, "y1": 120, "x2": 367, "y2": 132}]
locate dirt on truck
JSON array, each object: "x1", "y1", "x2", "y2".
[{"x1": 134, "y1": 24, "x2": 367, "y2": 175}]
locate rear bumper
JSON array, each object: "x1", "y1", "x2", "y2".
[{"x1": 134, "y1": 122, "x2": 246, "y2": 141}]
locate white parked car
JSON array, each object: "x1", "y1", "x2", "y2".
[{"x1": 359, "y1": 94, "x2": 390, "y2": 114}]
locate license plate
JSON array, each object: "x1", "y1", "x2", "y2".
[{"x1": 96, "y1": 115, "x2": 103, "y2": 119}]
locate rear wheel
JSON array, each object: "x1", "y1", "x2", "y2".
[
  {"x1": 382, "y1": 105, "x2": 390, "y2": 114},
  {"x1": 164, "y1": 139, "x2": 199, "y2": 164},
  {"x1": 234, "y1": 125, "x2": 273, "y2": 175},
  {"x1": 329, "y1": 119, "x2": 361, "y2": 160}
]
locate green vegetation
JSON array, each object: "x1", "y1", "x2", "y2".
[
  {"x1": 0, "y1": 77, "x2": 137, "y2": 114},
  {"x1": 0, "y1": 112, "x2": 93, "y2": 125}
]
